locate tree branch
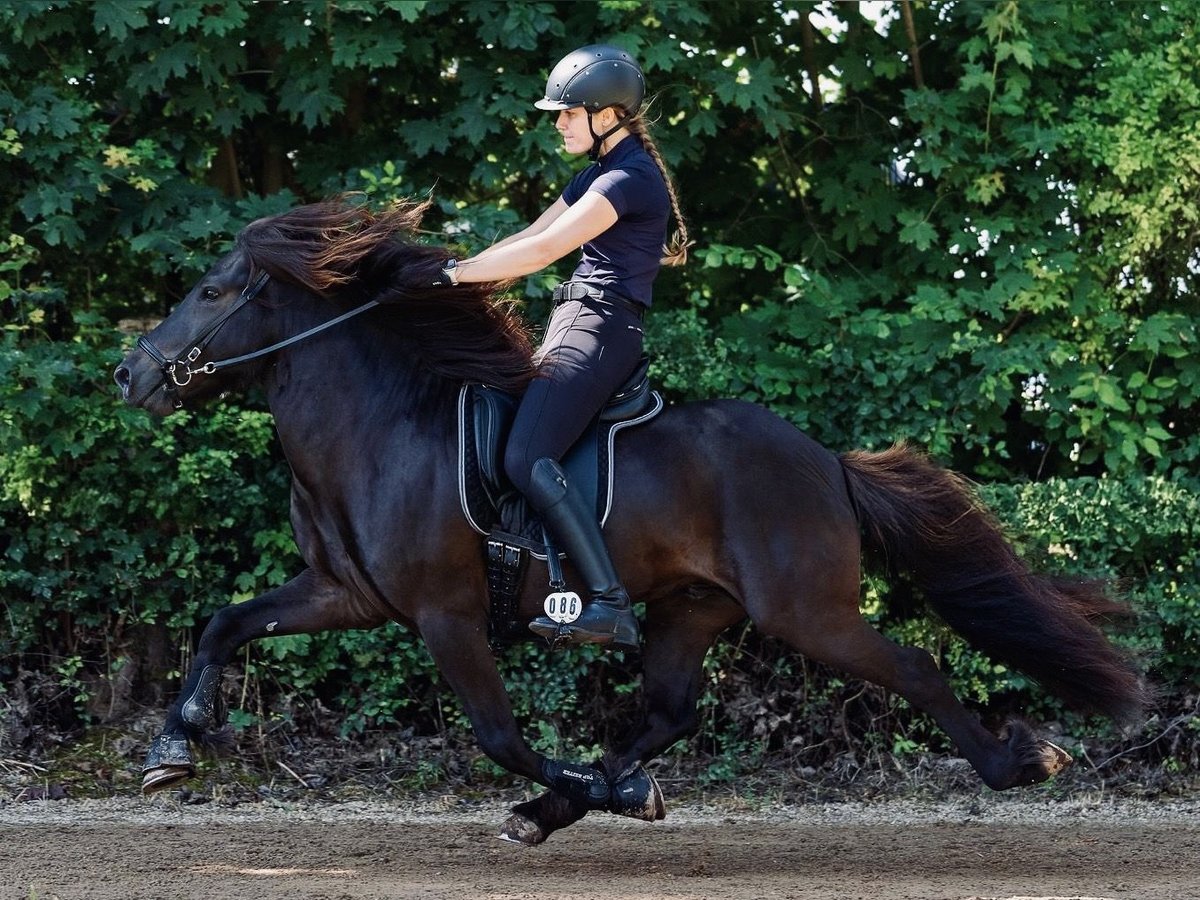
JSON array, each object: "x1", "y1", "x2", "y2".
[
  {"x1": 210, "y1": 137, "x2": 244, "y2": 200},
  {"x1": 901, "y1": 0, "x2": 925, "y2": 89},
  {"x1": 800, "y1": 11, "x2": 823, "y2": 113}
]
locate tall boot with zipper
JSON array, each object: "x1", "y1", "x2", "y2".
[{"x1": 525, "y1": 457, "x2": 640, "y2": 651}]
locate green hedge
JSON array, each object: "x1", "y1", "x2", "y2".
[
  {"x1": 2, "y1": 316, "x2": 1196, "y2": 771},
  {"x1": 1, "y1": 313, "x2": 293, "y2": 644}
]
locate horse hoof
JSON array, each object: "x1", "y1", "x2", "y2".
[
  {"x1": 1038, "y1": 739, "x2": 1073, "y2": 776},
  {"x1": 142, "y1": 765, "x2": 194, "y2": 795},
  {"x1": 497, "y1": 812, "x2": 548, "y2": 846},
  {"x1": 607, "y1": 765, "x2": 666, "y2": 821}
]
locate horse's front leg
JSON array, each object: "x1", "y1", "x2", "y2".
[
  {"x1": 416, "y1": 607, "x2": 547, "y2": 782},
  {"x1": 500, "y1": 590, "x2": 745, "y2": 845},
  {"x1": 417, "y1": 607, "x2": 622, "y2": 832},
  {"x1": 143, "y1": 568, "x2": 385, "y2": 794}
]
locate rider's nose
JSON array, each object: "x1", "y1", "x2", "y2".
[{"x1": 114, "y1": 364, "x2": 131, "y2": 398}]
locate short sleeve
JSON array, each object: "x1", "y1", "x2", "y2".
[{"x1": 585, "y1": 168, "x2": 642, "y2": 218}]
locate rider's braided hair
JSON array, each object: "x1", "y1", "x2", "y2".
[{"x1": 624, "y1": 112, "x2": 691, "y2": 267}]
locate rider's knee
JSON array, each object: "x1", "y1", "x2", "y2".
[{"x1": 503, "y1": 444, "x2": 533, "y2": 495}]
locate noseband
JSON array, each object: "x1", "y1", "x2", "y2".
[
  {"x1": 136, "y1": 272, "x2": 272, "y2": 397},
  {"x1": 135, "y1": 272, "x2": 379, "y2": 408}
]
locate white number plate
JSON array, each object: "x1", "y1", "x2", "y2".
[{"x1": 543, "y1": 591, "x2": 583, "y2": 624}]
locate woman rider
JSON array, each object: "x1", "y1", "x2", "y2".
[{"x1": 430, "y1": 45, "x2": 689, "y2": 651}]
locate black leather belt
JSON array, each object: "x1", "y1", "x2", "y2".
[{"x1": 552, "y1": 282, "x2": 645, "y2": 320}]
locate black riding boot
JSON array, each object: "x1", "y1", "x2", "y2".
[{"x1": 525, "y1": 458, "x2": 640, "y2": 651}]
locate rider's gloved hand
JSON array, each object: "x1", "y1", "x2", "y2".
[{"x1": 415, "y1": 257, "x2": 459, "y2": 287}]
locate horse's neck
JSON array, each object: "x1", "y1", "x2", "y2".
[{"x1": 263, "y1": 330, "x2": 452, "y2": 484}]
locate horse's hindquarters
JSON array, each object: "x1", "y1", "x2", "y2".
[{"x1": 604, "y1": 399, "x2": 862, "y2": 612}]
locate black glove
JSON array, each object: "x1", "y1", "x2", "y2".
[{"x1": 426, "y1": 257, "x2": 459, "y2": 287}]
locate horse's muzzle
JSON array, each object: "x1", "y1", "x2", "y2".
[{"x1": 114, "y1": 354, "x2": 176, "y2": 416}]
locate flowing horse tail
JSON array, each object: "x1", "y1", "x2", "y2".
[{"x1": 839, "y1": 443, "x2": 1147, "y2": 724}]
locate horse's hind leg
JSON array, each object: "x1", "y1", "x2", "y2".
[
  {"x1": 143, "y1": 568, "x2": 385, "y2": 794},
  {"x1": 608, "y1": 589, "x2": 747, "y2": 771},
  {"x1": 500, "y1": 588, "x2": 745, "y2": 845},
  {"x1": 758, "y1": 590, "x2": 1070, "y2": 791}
]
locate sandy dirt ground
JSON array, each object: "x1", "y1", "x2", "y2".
[{"x1": 1, "y1": 795, "x2": 1197, "y2": 900}]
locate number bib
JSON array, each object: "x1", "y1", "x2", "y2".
[{"x1": 543, "y1": 591, "x2": 583, "y2": 624}]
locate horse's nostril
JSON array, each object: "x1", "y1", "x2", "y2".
[{"x1": 114, "y1": 365, "x2": 131, "y2": 391}]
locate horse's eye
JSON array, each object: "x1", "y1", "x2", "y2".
[{"x1": 202, "y1": 286, "x2": 220, "y2": 300}]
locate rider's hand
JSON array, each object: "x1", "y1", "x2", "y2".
[{"x1": 415, "y1": 257, "x2": 459, "y2": 287}]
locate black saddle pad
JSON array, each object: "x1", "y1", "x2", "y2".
[{"x1": 456, "y1": 360, "x2": 663, "y2": 548}]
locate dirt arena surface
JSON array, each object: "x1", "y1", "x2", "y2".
[{"x1": 2, "y1": 795, "x2": 1196, "y2": 899}]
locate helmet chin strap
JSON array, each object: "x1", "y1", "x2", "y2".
[{"x1": 586, "y1": 110, "x2": 630, "y2": 160}]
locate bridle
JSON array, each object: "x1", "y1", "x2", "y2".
[{"x1": 134, "y1": 271, "x2": 379, "y2": 408}]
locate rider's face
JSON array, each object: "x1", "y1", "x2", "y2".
[
  {"x1": 555, "y1": 106, "x2": 618, "y2": 155},
  {"x1": 555, "y1": 107, "x2": 592, "y2": 155}
]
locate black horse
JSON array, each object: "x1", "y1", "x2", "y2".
[{"x1": 114, "y1": 200, "x2": 1145, "y2": 844}]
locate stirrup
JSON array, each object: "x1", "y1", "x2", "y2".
[
  {"x1": 529, "y1": 600, "x2": 639, "y2": 651},
  {"x1": 530, "y1": 619, "x2": 617, "y2": 650}
]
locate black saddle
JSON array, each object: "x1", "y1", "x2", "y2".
[{"x1": 456, "y1": 356, "x2": 663, "y2": 645}]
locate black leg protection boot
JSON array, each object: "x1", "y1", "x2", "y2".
[{"x1": 525, "y1": 458, "x2": 640, "y2": 651}]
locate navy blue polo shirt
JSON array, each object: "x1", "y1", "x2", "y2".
[{"x1": 560, "y1": 135, "x2": 670, "y2": 307}]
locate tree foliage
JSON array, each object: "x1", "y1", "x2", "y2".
[
  {"x1": 5, "y1": 0, "x2": 1196, "y2": 475},
  {"x1": 2, "y1": 1, "x2": 1198, "y2": 773}
]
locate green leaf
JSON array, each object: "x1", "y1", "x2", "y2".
[
  {"x1": 198, "y1": 2, "x2": 249, "y2": 36},
  {"x1": 968, "y1": 172, "x2": 1005, "y2": 204},
  {"x1": 277, "y1": 71, "x2": 345, "y2": 128},
  {"x1": 402, "y1": 118, "x2": 452, "y2": 157},
  {"x1": 92, "y1": 0, "x2": 151, "y2": 40},
  {"x1": 384, "y1": 0, "x2": 428, "y2": 23},
  {"x1": 1008, "y1": 40, "x2": 1035, "y2": 69},
  {"x1": 897, "y1": 211, "x2": 937, "y2": 251},
  {"x1": 713, "y1": 58, "x2": 786, "y2": 114},
  {"x1": 178, "y1": 203, "x2": 232, "y2": 241},
  {"x1": 1095, "y1": 378, "x2": 1131, "y2": 412},
  {"x1": 274, "y1": 14, "x2": 316, "y2": 50},
  {"x1": 131, "y1": 41, "x2": 197, "y2": 91},
  {"x1": 959, "y1": 64, "x2": 995, "y2": 94},
  {"x1": 996, "y1": 41, "x2": 1035, "y2": 69},
  {"x1": 159, "y1": 0, "x2": 204, "y2": 31},
  {"x1": 686, "y1": 107, "x2": 720, "y2": 138}
]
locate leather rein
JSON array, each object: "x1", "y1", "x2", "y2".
[{"x1": 134, "y1": 271, "x2": 379, "y2": 408}]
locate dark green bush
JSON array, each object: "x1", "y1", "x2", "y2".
[
  {"x1": 980, "y1": 476, "x2": 1200, "y2": 690},
  {"x1": 1, "y1": 309, "x2": 295, "y2": 722}
]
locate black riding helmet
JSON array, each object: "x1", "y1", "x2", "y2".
[{"x1": 535, "y1": 44, "x2": 645, "y2": 159}]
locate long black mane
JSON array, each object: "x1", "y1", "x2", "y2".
[{"x1": 235, "y1": 198, "x2": 536, "y2": 392}]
